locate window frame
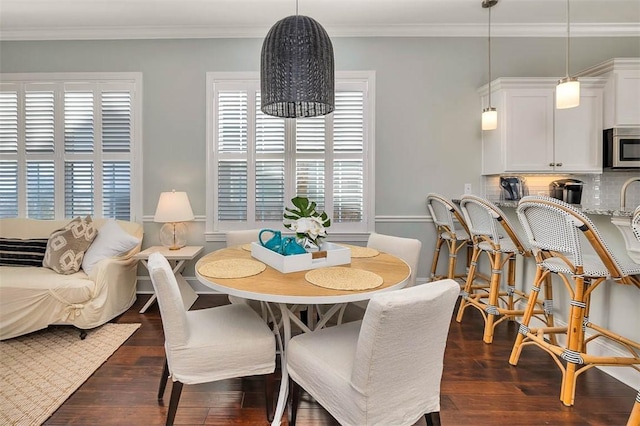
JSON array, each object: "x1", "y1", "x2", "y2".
[
  {"x1": 0, "y1": 72, "x2": 143, "y2": 222},
  {"x1": 205, "y1": 71, "x2": 376, "y2": 242}
]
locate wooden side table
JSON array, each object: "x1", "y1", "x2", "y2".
[{"x1": 135, "y1": 245, "x2": 203, "y2": 313}]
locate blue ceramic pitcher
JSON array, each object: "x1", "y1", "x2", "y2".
[
  {"x1": 280, "y1": 237, "x2": 307, "y2": 255},
  {"x1": 259, "y1": 229, "x2": 282, "y2": 252}
]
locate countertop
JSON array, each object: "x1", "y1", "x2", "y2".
[
  {"x1": 452, "y1": 199, "x2": 635, "y2": 217},
  {"x1": 492, "y1": 200, "x2": 634, "y2": 217}
]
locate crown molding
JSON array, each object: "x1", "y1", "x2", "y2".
[
  {"x1": 477, "y1": 76, "x2": 608, "y2": 95},
  {"x1": 1, "y1": 22, "x2": 638, "y2": 41},
  {"x1": 575, "y1": 57, "x2": 640, "y2": 77}
]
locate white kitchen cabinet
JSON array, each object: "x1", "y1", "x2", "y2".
[
  {"x1": 480, "y1": 78, "x2": 605, "y2": 175},
  {"x1": 577, "y1": 58, "x2": 640, "y2": 128}
]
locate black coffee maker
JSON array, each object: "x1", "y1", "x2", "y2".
[
  {"x1": 549, "y1": 179, "x2": 583, "y2": 204},
  {"x1": 500, "y1": 176, "x2": 526, "y2": 201}
]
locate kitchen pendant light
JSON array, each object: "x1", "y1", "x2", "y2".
[
  {"x1": 481, "y1": 0, "x2": 498, "y2": 131},
  {"x1": 260, "y1": 0, "x2": 334, "y2": 118},
  {"x1": 556, "y1": 0, "x2": 580, "y2": 109}
]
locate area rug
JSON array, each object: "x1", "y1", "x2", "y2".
[{"x1": 0, "y1": 323, "x2": 141, "y2": 426}]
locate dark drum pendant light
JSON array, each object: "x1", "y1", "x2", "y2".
[{"x1": 260, "y1": 7, "x2": 335, "y2": 118}]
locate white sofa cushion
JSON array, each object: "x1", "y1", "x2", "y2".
[{"x1": 82, "y1": 219, "x2": 141, "y2": 274}]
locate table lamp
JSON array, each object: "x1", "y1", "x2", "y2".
[{"x1": 154, "y1": 190, "x2": 194, "y2": 250}]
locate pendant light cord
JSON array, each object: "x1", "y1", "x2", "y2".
[
  {"x1": 296, "y1": 0, "x2": 299, "y2": 16},
  {"x1": 565, "y1": 0, "x2": 570, "y2": 78},
  {"x1": 488, "y1": 4, "x2": 492, "y2": 108}
]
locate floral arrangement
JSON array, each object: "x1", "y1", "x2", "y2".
[{"x1": 283, "y1": 196, "x2": 331, "y2": 250}]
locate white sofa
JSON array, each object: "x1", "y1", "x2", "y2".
[{"x1": 0, "y1": 218, "x2": 143, "y2": 340}]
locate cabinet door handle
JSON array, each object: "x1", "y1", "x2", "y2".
[
  {"x1": 549, "y1": 162, "x2": 555, "y2": 167},
  {"x1": 556, "y1": 162, "x2": 563, "y2": 167}
]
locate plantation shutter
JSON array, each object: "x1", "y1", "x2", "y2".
[
  {"x1": 255, "y1": 93, "x2": 285, "y2": 221},
  {"x1": 0, "y1": 90, "x2": 19, "y2": 217},
  {"x1": 101, "y1": 90, "x2": 132, "y2": 219},
  {"x1": 333, "y1": 91, "x2": 365, "y2": 222},
  {"x1": 217, "y1": 90, "x2": 248, "y2": 221},
  {"x1": 0, "y1": 75, "x2": 138, "y2": 220},
  {"x1": 295, "y1": 116, "x2": 326, "y2": 211}
]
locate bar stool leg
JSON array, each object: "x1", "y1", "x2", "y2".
[
  {"x1": 430, "y1": 236, "x2": 444, "y2": 282},
  {"x1": 505, "y1": 255, "x2": 517, "y2": 315},
  {"x1": 509, "y1": 266, "x2": 546, "y2": 366},
  {"x1": 560, "y1": 274, "x2": 587, "y2": 406},
  {"x1": 542, "y1": 274, "x2": 557, "y2": 346},
  {"x1": 456, "y1": 243, "x2": 480, "y2": 323},
  {"x1": 627, "y1": 390, "x2": 640, "y2": 426},
  {"x1": 483, "y1": 250, "x2": 502, "y2": 344},
  {"x1": 447, "y1": 240, "x2": 458, "y2": 280}
]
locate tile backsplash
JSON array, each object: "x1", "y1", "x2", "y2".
[{"x1": 484, "y1": 171, "x2": 640, "y2": 210}]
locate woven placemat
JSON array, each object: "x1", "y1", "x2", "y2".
[
  {"x1": 241, "y1": 243, "x2": 252, "y2": 251},
  {"x1": 336, "y1": 244, "x2": 379, "y2": 258},
  {"x1": 305, "y1": 266, "x2": 383, "y2": 291},
  {"x1": 198, "y1": 259, "x2": 266, "y2": 279}
]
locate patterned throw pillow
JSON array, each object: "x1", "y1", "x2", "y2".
[
  {"x1": 0, "y1": 238, "x2": 48, "y2": 267},
  {"x1": 43, "y1": 216, "x2": 98, "y2": 274}
]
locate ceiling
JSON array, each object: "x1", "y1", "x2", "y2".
[{"x1": 1, "y1": 0, "x2": 639, "y2": 41}]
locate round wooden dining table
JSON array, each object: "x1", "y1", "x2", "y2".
[{"x1": 195, "y1": 244, "x2": 411, "y2": 426}]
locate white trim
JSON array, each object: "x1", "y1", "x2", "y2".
[
  {"x1": 1, "y1": 23, "x2": 638, "y2": 41},
  {"x1": 142, "y1": 214, "x2": 432, "y2": 223},
  {"x1": 376, "y1": 215, "x2": 431, "y2": 223},
  {"x1": 575, "y1": 57, "x2": 640, "y2": 77}
]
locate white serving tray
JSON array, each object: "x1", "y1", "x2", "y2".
[{"x1": 250, "y1": 241, "x2": 351, "y2": 274}]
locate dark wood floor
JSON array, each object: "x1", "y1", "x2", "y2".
[{"x1": 43, "y1": 294, "x2": 636, "y2": 425}]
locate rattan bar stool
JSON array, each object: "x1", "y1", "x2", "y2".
[
  {"x1": 426, "y1": 193, "x2": 473, "y2": 283},
  {"x1": 510, "y1": 196, "x2": 640, "y2": 407},
  {"x1": 456, "y1": 194, "x2": 554, "y2": 344}
]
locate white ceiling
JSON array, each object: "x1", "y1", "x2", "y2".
[{"x1": 1, "y1": 0, "x2": 639, "y2": 40}]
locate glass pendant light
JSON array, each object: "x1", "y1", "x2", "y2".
[
  {"x1": 556, "y1": 0, "x2": 580, "y2": 109},
  {"x1": 482, "y1": 0, "x2": 498, "y2": 131}
]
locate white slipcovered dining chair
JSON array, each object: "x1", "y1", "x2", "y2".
[
  {"x1": 287, "y1": 279, "x2": 460, "y2": 426},
  {"x1": 339, "y1": 232, "x2": 422, "y2": 323},
  {"x1": 147, "y1": 252, "x2": 276, "y2": 426}
]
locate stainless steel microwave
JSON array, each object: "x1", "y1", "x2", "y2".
[{"x1": 603, "y1": 128, "x2": 640, "y2": 169}]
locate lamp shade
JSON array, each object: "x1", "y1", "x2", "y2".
[
  {"x1": 154, "y1": 191, "x2": 194, "y2": 223},
  {"x1": 260, "y1": 14, "x2": 334, "y2": 118},
  {"x1": 556, "y1": 77, "x2": 580, "y2": 109},
  {"x1": 482, "y1": 107, "x2": 498, "y2": 131}
]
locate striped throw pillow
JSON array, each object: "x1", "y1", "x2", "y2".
[{"x1": 0, "y1": 238, "x2": 49, "y2": 267}]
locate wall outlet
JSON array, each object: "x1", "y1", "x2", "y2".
[{"x1": 464, "y1": 183, "x2": 472, "y2": 194}]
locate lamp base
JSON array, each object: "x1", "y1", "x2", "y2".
[{"x1": 159, "y1": 222, "x2": 188, "y2": 250}]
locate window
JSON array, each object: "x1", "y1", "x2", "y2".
[
  {"x1": 205, "y1": 72, "x2": 375, "y2": 240},
  {"x1": 0, "y1": 73, "x2": 142, "y2": 221}
]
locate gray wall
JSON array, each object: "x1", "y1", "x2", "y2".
[{"x1": 1, "y1": 36, "x2": 638, "y2": 279}]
